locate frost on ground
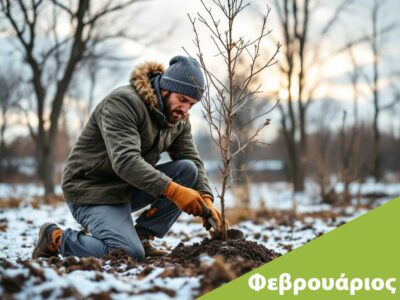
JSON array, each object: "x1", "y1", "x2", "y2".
[{"x1": 0, "y1": 181, "x2": 397, "y2": 299}]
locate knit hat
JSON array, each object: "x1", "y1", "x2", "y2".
[{"x1": 160, "y1": 56, "x2": 205, "y2": 101}]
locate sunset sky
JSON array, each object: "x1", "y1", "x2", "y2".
[{"x1": 1, "y1": 0, "x2": 399, "y2": 143}]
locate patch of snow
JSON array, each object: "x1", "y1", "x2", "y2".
[
  {"x1": 0, "y1": 184, "x2": 62, "y2": 199},
  {"x1": 0, "y1": 180, "x2": 395, "y2": 299}
]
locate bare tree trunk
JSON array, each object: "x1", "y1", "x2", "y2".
[
  {"x1": 0, "y1": 112, "x2": 6, "y2": 180},
  {"x1": 296, "y1": 0, "x2": 310, "y2": 192},
  {"x1": 87, "y1": 68, "x2": 97, "y2": 124},
  {"x1": 0, "y1": 66, "x2": 19, "y2": 181},
  {"x1": 279, "y1": 102, "x2": 302, "y2": 192},
  {"x1": 220, "y1": 135, "x2": 231, "y2": 241},
  {"x1": 41, "y1": 145, "x2": 55, "y2": 195},
  {"x1": 288, "y1": 139, "x2": 302, "y2": 191},
  {"x1": 340, "y1": 111, "x2": 351, "y2": 205},
  {"x1": 370, "y1": 0, "x2": 381, "y2": 181},
  {"x1": 277, "y1": 0, "x2": 306, "y2": 192},
  {"x1": 372, "y1": 35, "x2": 381, "y2": 181}
]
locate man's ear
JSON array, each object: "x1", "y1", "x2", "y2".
[
  {"x1": 161, "y1": 89, "x2": 168, "y2": 97},
  {"x1": 161, "y1": 89, "x2": 171, "y2": 102}
]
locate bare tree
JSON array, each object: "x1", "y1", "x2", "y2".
[
  {"x1": 274, "y1": 0, "x2": 352, "y2": 191},
  {"x1": 339, "y1": 111, "x2": 354, "y2": 204},
  {"x1": 339, "y1": 44, "x2": 365, "y2": 205},
  {"x1": 0, "y1": 0, "x2": 146, "y2": 195},
  {"x1": 368, "y1": 0, "x2": 382, "y2": 180},
  {"x1": 188, "y1": 0, "x2": 280, "y2": 239},
  {"x1": 0, "y1": 66, "x2": 20, "y2": 180},
  {"x1": 361, "y1": 0, "x2": 398, "y2": 181},
  {"x1": 329, "y1": 0, "x2": 398, "y2": 183}
]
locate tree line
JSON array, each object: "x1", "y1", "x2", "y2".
[{"x1": 0, "y1": 0, "x2": 399, "y2": 198}]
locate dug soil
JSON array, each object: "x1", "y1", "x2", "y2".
[
  {"x1": 1, "y1": 238, "x2": 279, "y2": 298},
  {"x1": 149, "y1": 237, "x2": 280, "y2": 295},
  {"x1": 169, "y1": 238, "x2": 279, "y2": 266},
  {"x1": 101, "y1": 237, "x2": 280, "y2": 296}
]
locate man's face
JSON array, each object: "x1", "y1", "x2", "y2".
[{"x1": 162, "y1": 91, "x2": 198, "y2": 123}]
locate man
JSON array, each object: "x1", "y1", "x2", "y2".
[{"x1": 32, "y1": 56, "x2": 222, "y2": 260}]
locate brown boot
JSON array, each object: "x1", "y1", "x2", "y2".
[
  {"x1": 140, "y1": 236, "x2": 168, "y2": 257},
  {"x1": 32, "y1": 223, "x2": 62, "y2": 259}
]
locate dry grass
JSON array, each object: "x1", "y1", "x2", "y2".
[
  {"x1": 31, "y1": 194, "x2": 64, "y2": 208},
  {"x1": 224, "y1": 207, "x2": 257, "y2": 225},
  {"x1": 0, "y1": 194, "x2": 64, "y2": 210},
  {"x1": 224, "y1": 204, "x2": 355, "y2": 226},
  {"x1": 0, "y1": 198, "x2": 23, "y2": 209}
]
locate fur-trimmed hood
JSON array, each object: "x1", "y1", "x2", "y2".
[{"x1": 129, "y1": 61, "x2": 165, "y2": 111}]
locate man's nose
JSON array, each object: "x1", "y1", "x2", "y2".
[{"x1": 181, "y1": 103, "x2": 190, "y2": 113}]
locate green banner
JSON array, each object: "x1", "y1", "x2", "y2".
[{"x1": 201, "y1": 197, "x2": 400, "y2": 299}]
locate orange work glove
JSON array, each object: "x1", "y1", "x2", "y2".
[
  {"x1": 201, "y1": 194, "x2": 222, "y2": 231},
  {"x1": 163, "y1": 181, "x2": 205, "y2": 216}
]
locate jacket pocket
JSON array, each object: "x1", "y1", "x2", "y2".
[{"x1": 84, "y1": 157, "x2": 107, "y2": 176}]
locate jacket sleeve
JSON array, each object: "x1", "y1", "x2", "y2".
[
  {"x1": 96, "y1": 94, "x2": 172, "y2": 197},
  {"x1": 167, "y1": 119, "x2": 214, "y2": 199}
]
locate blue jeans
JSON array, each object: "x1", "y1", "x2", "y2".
[{"x1": 60, "y1": 159, "x2": 198, "y2": 259}]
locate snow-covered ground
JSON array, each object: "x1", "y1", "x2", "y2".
[
  {"x1": 2, "y1": 177, "x2": 399, "y2": 209},
  {"x1": 0, "y1": 181, "x2": 398, "y2": 299}
]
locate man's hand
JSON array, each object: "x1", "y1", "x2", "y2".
[
  {"x1": 201, "y1": 194, "x2": 222, "y2": 230},
  {"x1": 163, "y1": 181, "x2": 205, "y2": 216}
]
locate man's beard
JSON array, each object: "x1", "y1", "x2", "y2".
[{"x1": 163, "y1": 94, "x2": 185, "y2": 124}]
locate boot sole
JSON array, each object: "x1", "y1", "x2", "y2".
[{"x1": 32, "y1": 222, "x2": 56, "y2": 259}]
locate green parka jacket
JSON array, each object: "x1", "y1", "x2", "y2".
[{"x1": 61, "y1": 61, "x2": 213, "y2": 205}]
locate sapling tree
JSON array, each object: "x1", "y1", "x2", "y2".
[{"x1": 187, "y1": 0, "x2": 280, "y2": 239}]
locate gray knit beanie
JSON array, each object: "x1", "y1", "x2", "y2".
[{"x1": 160, "y1": 56, "x2": 205, "y2": 101}]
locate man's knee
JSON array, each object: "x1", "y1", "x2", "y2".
[
  {"x1": 106, "y1": 237, "x2": 145, "y2": 260},
  {"x1": 125, "y1": 244, "x2": 145, "y2": 260},
  {"x1": 175, "y1": 159, "x2": 198, "y2": 186}
]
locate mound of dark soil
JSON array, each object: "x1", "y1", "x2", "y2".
[
  {"x1": 169, "y1": 238, "x2": 280, "y2": 266},
  {"x1": 166, "y1": 237, "x2": 281, "y2": 295},
  {"x1": 167, "y1": 238, "x2": 279, "y2": 296}
]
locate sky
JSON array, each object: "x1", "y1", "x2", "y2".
[
  {"x1": 87, "y1": 0, "x2": 400, "y2": 140},
  {"x1": 1, "y1": 0, "x2": 400, "y2": 143}
]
